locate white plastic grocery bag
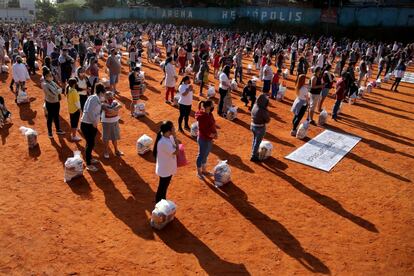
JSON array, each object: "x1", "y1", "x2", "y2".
[
  {"x1": 136, "y1": 134, "x2": 153, "y2": 155},
  {"x1": 150, "y1": 199, "x2": 177, "y2": 230},
  {"x1": 64, "y1": 151, "x2": 84, "y2": 182}
]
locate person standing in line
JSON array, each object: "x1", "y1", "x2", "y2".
[
  {"x1": 233, "y1": 48, "x2": 243, "y2": 84},
  {"x1": 80, "y1": 83, "x2": 106, "y2": 172},
  {"x1": 217, "y1": 65, "x2": 231, "y2": 117},
  {"x1": 12, "y1": 56, "x2": 30, "y2": 100},
  {"x1": 318, "y1": 64, "x2": 333, "y2": 112},
  {"x1": 78, "y1": 38, "x2": 87, "y2": 66},
  {"x1": 42, "y1": 70, "x2": 65, "y2": 138},
  {"x1": 86, "y1": 57, "x2": 99, "y2": 94},
  {"x1": 128, "y1": 66, "x2": 144, "y2": 116},
  {"x1": 101, "y1": 91, "x2": 123, "y2": 159},
  {"x1": 308, "y1": 66, "x2": 323, "y2": 125},
  {"x1": 66, "y1": 78, "x2": 82, "y2": 142},
  {"x1": 250, "y1": 94, "x2": 270, "y2": 162},
  {"x1": 391, "y1": 59, "x2": 406, "y2": 92},
  {"x1": 290, "y1": 74, "x2": 309, "y2": 136},
  {"x1": 75, "y1": 67, "x2": 91, "y2": 111},
  {"x1": 197, "y1": 55, "x2": 209, "y2": 97},
  {"x1": 164, "y1": 56, "x2": 177, "y2": 104},
  {"x1": 153, "y1": 121, "x2": 179, "y2": 203},
  {"x1": 262, "y1": 59, "x2": 273, "y2": 94},
  {"x1": 195, "y1": 100, "x2": 217, "y2": 179},
  {"x1": 106, "y1": 48, "x2": 121, "y2": 94},
  {"x1": 332, "y1": 72, "x2": 349, "y2": 121},
  {"x1": 59, "y1": 48, "x2": 74, "y2": 89},
  {"x1": 177, "y1": 76, "x2": 193, "y2": 132}
]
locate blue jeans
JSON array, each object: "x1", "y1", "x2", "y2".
[
  {"x1": 251, "y1": 125, "x2": 266, "y2": 158},
  {"x1": 196, "y1": 137, "x2": 213, "y2": 168},
  {"x1": 271, "y1": 83, "x2": 279, "y2": 98},
  {"x1": 332, "y1": 99, "x2": 342, "y2": 119}
]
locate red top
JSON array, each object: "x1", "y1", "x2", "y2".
[
  {"x1": 195, "y1": 110, "x2": 217, "y2": 141},
  {"x1": 213, "y1": 55, "x2": 220, "y2": 68},
  {"x1": 272, "y1": 73, "x2": 279, "y2": 84},
  {"x1": 261, "y1": 56, "x2": 267, "y2": 67},
  {"x1": 335, "y1": 78, "x2": 346, "y2": 100}
]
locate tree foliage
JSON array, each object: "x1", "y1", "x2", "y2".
[
  {"x1": 86, "y1": 0, "x2": 118, "y2": 12},
  {"x1": 35, "y1": 0, "x2": 59, "y2": 23}
]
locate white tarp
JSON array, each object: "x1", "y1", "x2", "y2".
[
  {"x1": 401, "y1": 72, "x2": 414, "y2": 84},
  {"x1": 285, "y1": 130, "x2": 361, "y2": 172}
]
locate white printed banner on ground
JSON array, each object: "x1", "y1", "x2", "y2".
[
  {"x1": 401, "y1": 72, "x2": 414, "y2": 84},
  {"x1": 285, "y1": 130, "x2": 361, "y2": 172}
]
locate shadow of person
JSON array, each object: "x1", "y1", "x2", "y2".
[
  {"x1": 260, "y1": 163, "x2": 379, "y2": 232},
  {"x1": 211, "y1": 143, "x2": 255, "y2": 173},
  {"x1": 0, "y1": 123, "x2": 12, "y2": 145},
  {"x1": 18, "y1": 102, "x2": 37, "y2": 125},
  {"x1": 66, "y1": 176, "x2": 93, "y2": 200},
  {"x1": 155, "y1": 218, "x2": 251, "y2": 275},
  {"x1": 202, "y1": 179, "x2": 330, "y2": 274},
  {"x1": 354, "y1": 102, "x2": 413, "y2": 121},
  {"x1": 50, "y1": 135, "x2": 74, "y2": 165}
]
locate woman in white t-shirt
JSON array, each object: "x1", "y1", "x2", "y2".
[
  {"x1": 290, "y1": 74, "x2": 309, "y2": 136},
  {"x1": 153, "y1": 121, "x2": 179, "y2": 203},
  {"x1": 218, "y1": 65, "x2": 231, "y2": 116},
  {"x1": 177, "y1": 76, "x2": 193, "y2": 132}
]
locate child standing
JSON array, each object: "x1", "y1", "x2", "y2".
[
  {"x1": 101, "y1": 92, "x2": 123, "y2": 159},
  {"x1": 66, "y1": 78, "x2": 81, "y2": 142},
  {"x1": 271, "y1": 69, "x2": 281, "y2": 99}
]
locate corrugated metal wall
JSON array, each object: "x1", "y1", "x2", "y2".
[{"x1": 74, "y1": 6, "x2": 414, "y2": 27}]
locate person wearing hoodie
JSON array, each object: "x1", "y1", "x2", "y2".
[
  {"x1": 195, "y1": 100, "x2": 217, "y2": 179},
  {"x1": 250, "y1": 94, "x2": 270, "y2": 162}
]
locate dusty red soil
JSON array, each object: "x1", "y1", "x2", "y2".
[{"x1": 0, "y1": 47, "x2": 413, "y2": 275}]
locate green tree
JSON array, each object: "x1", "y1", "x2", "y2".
[
  {"x1": 86, "y1": 0, "x2": 118, "y2": 12},
  {"x1": 35, "y1": 0, "x2": 59, "y2": 23}
]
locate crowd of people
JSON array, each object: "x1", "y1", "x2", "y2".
[{"x1": 0, "y1": 22, "x2": 413, "y2": 204}]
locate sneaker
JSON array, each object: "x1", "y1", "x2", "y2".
[
  {"x1": 197, "y1": 173, "x2": 205, "y2": 180},
  {"x1": 91, "y1": 158, "x2": 99, "y2": 164},
  {"x1": 165, "y1": 100, "x2": 171, "y2": 104},
  {"x1": 115, "y1": 150, "x2": 124, "y2": 156},
  {"x1": 86, "y1": 165, "x2": 98, "y2": 172},
  {"x1": 184, "y1": 125, "x2": 191, "y2": 131},
  {"x1": 309, "y1": 120, "x2": 316, "y2": 126},
  {"x1": 56, "y1": 130, "x2": 65, "y2": 135},
  {"x1": 48, "y1": 132, "x2": 53, "y2": 138},
  {"x1": 71, "y1": 136, "x2": 81, "y2": 142},
  {"x1": 103, "y1": 153, "x2": 110, "y2": 159},
  {"x1": 290, "y1": 130, "x2": 297, "y2": 137},
  {"x1": 178, "y1": 128, "x2": 184, "y2": 132},
  {"x1": 202, "y1": 171, "x2": 213, "y2": 177}
]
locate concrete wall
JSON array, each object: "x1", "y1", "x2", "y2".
[
  {"x1": 73, "y1": 6, "x2": 414, "y2": 27},
  {"x1": 0, "y1": 8, "x2": 32, "y2": 22}
]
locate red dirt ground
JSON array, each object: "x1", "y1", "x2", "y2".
[{"x1": 0, "y1": 48, "x2": 413, "y2": 275}]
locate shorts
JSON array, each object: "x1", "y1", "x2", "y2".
[
  {"x1": 110, "y1": 74, "x2": 119, "y2": 85},
  {"x1": 263, "y1": 80, "x2": 271, "y2": 93},
  {"x1": 70, "y1": 110, "x2": 80, "y2": 129},
  {"x1": 309, "y1": 93, "x2": 320, "y2": 112},
  {"x1": 321, "y1": 88, "x2": 330, "y2": 98}
]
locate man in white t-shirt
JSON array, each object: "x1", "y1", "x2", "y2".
[{"x1": 262, "y1": 59, "x2": 273, "y2": 93}]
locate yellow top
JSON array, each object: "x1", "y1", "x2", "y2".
[{"x1": 67, "y1": 87, "x2": 80, "y2": 114}]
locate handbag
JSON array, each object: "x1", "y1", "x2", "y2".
[{"x1": 176, "y1": 144, "x2": 188, "y2": 167}]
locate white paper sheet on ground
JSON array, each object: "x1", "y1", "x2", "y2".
[
  {"x1": 401, "y1": 72, "x2": 414, "y2": 84},
  {"x1": 285, "y1": 130, "x2": 361, "y2": 172}
]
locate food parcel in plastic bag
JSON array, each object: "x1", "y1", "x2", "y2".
[
  {"x1": 282, "y1": 69, "x2": 289, "y2": 79},
  {"x1": 367, "y1": 83, "x2": 373, "y2": 93},
  {"x1": 318, "y1": 109, "x2": 328, "y2": 126},
  {"x1": 251, "y1": 76, "x2": 258, "y2": 86},
  {"x1": 137, "y1": 134, "x2": 153, "y2": 155},
  {"x1": 296, "y1": 120, "x2": 310, "y2": 140},
  {"x1": 247, "y1": 64, "x2": 252, "y2": 74},
  {"x1": 190, "y1": 122, "x2": 198, "y2": 138},
  {"x1": 231, "y1": 79, "x2": 238, "y2": 90},
  {"x1": 384, "y1": 73, "x2": 391, "y2": 83},
  {"x1": 150, "y1": 199, "x2": 177, "y2": 230},
  {"x1": 226, "y1": 106, "x2": 238, "y2": 121},
  {"x1": 173, "y1": 94, "x2": 180, "y2": 106},
  {"x1": 64, "y1": 151, "x2": 84, "y2": 182},
  {"x1": 375, "y1": 78, "x2": 382, "y2": 88},
  {"x1": 16, "y1": 89, "x2": 29, "y2": 104},
  {"x1": 101, "y1": 78, "x2": 110, "y2": 88},
  {"x1": 185, "y1": 64, "x2": 193, "y2": 74},
  {"x1": 358, "y1": 87, "x2": 365, "y2": 98},
  {"x1": 133, "y1": 102, "x2": 146, "y2": 117},
  {"x1": 277, "y1": 84, "x2": 287, "y2": 101},
  {"x1": 214, "y1": 160, "x2": 231, "y2": 188},
  {"x1": 1, "y1": 65, "x2": 9, "y2": 73},
  {"x1": 207, "y1": 86, "x2": 215, "y2": 98},
  {"x1": 258, "y1": 141, "x2": 273, "y2": 161},
  {"x1": 19, "y1": 126, "x2": 38, "y2": 149}
]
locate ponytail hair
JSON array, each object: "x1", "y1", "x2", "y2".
[
  {"x1": 198, "y1": 100, "x2": 213, "y2": 112},
  {"x1": 180, "y1": 75, "x2": 190, "y2": 85},
  {"x1": 153, "y1": 120, "x2": 174, "y2": 159}
]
